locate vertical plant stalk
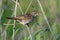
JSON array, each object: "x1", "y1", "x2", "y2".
[
  {"x1": 12, "y1": 0, "x2": 18, "y2": 40},
  {"x1": 4, "y1": 32, "x2": 6, "y2": 40},
  {"x1": 1, "y1": 31, "x2": 6, "y2": 40},
  {"x1": 37, "y1": 0, "x2": 56, "y2": 40},
  {"x1": 0, "y1": 0, "x2": 3, "y2": 39},
  {"x1": 0, "y1": 9, "x2": 4, "y2": 40},
  {"x1": 18, "y1": 1, "x2": 24, "y2": 14},
  {"x1": 25, "y1": 25, "x2": 32, "y2": 40},
  {"x1": 12, "y1": 0, "x2": 24, "y2": 14}
]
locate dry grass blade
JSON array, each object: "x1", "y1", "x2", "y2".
[
  {"x1": 37, "y1": 0, "x2": 56, "y2": 40},
  {"x1": 12, "y1": 0, "x2": 24, "y2": 14},
  {"x1": 25, "y1": 25, "x2": 33, "y2": 40},
  {"x1": 25, "y1": 0, "x2": 33, "y2": 14}
]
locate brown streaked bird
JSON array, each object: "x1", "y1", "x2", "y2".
[{"x1": 6, "y1": 12, "x2": 38, "y2": 26}]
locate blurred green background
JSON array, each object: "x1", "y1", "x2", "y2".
[{"x1": 1, "y1": 0, "x2": 60, "y2": 40}]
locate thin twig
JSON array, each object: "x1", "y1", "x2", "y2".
[
  {"x1": 25, "y1": 25, "x2": 32, "y2": 40},
  {"x1": 3, "y1": 24, "x2": 14, "y2": 25},
  {"x1": 14, "y1": 28, "x2": 20, "y2": 35},
  {"x1": 0, "y1": 10, "x2": 4, "y2": 40},
  {"x1": 25, "y1": 0, "x2": 33, "y2": 14},
  {"x1": 37, "y1": 0, "x2": 56, "y2": 40},
  {"x1": 18, "y1": 2, "x2": 24, "y2": 14},
  {"x1": 12, "y1": 0, "x2": 24, "y2": 14}
]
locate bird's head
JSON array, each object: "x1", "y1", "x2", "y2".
[{"x1": 31, "y1": 12, "x2": 38, "y2": 17}]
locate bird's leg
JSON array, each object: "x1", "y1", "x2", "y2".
[
  {"x1": 17, "y1": 0, "x2": 19, "y2": 2},
  {"x1": 25, "y1": 23, "x2": 29, "y2": 27},
  {"x1": 15, "y1": 0, "x2": 19, "y2": 2}
]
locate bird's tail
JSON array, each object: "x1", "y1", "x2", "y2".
[{"x1": 6, "y1": 17, "x2": 17, "y2": 20}]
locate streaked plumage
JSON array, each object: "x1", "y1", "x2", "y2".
[{"x1": 6, "y1": 12, "x2": 38, "y2": 25}]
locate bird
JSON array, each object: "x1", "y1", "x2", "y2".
[{"x1": 6, "y1": 12, "x2": 38, "y2": 26}]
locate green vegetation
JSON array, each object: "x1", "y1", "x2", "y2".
[{"x1": 1, "y1": 0, "x2": 60, "y2": 40}]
